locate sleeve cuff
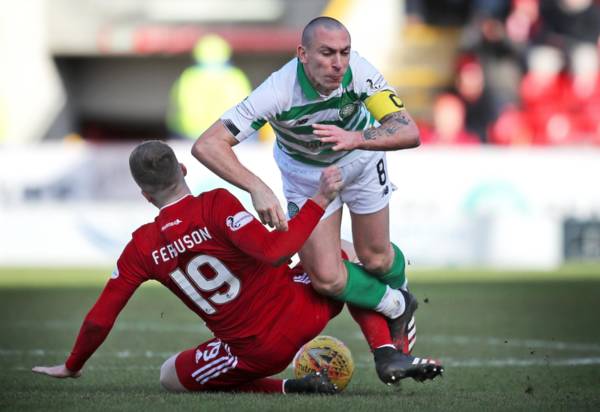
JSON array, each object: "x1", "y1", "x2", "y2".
[{"x1": 303, "y1": 199, "x2": 326, "y2": 215}]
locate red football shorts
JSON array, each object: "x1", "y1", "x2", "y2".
[{"x1": 175, "y1": 278, "x2": 343, "y2": 391}]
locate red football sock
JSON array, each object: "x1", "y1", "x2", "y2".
[{"x1": 348, "y1": 304, "x2": 393, "y2": 351}]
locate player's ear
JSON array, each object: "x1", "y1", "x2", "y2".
[
  {"x1": 297, "y1": 44, "x2": 307, "y2": 63},
  {"x1": 180, "y1": 163, "x2": 187, "y2": 177}
]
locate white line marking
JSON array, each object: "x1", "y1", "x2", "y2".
[
  {"x1": 443, "y1": 357, "x2": 600, "y2": 367},
  {"x1": 353, "y1": 332, "x2": 600, "y2": 352},
  {"x1": 10, "y1": 346, "x2": 600, "y2": 371},
  {"x1": 9, "y1": 320, "x2": 206, "y2": 333},
  {"x1": 349, "y1": 355, "x2": 600, "y2": 369},
  {"x1": 426, "y1": 335, "x2": 600, "y2": 352},
  {"x1": 20, "y1": 365, "x2": 158, "y2": 371},
  {"x1": 1, "y1": 349, "x2": 175, "y2": 358},
  {"x1": 21, "y1": 357, "x2": 600, "y2": 372}
]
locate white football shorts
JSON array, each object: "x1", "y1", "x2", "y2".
[{"x1": 274, "y1": 145, "x2": 395, "y2": 220}]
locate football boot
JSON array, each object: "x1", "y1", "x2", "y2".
[
  {"x1": 284, "y1": 368, "x2": 338, "y2": 394},
  {"x1": 373, "y1": 347, "x2": 443, "y2": 384},
  {"x1": 388, "y1": 289, "x2": 418, "y2": 352}
]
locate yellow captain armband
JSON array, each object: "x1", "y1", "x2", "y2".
[{"x1": 364, "y1": 90, "x2": 405, "y2": 121}]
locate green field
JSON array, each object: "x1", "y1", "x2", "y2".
[{"x1": 1, "y1": 266, "x2": 600, "y2": 411}]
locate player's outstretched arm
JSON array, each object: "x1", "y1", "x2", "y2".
[
  {"x1": 32, "y1": 271, "x2": 139, "y2": 377},
  {"x1": 32, "y1": 364, "x2": 81, "y2": 379},
  {"x1": 192, "y1": 120, "x2": 288, "y2": 231},
  {"x1": 220, "y1": 167, "x2": 341, "y2": 266}
]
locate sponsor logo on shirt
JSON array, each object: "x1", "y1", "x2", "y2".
[
  {"x1": 366, "y1": 78, "x2": 383, "y2": 91},
  {"x1": 293, "y1": 272, "x2": 311, "y2": 284},
  {"x1": 226, "y1": 211, "x2": 253, "y2": 231},
  {"x1": 161, "y1": 219, "x2": 182, "y2": 231}
]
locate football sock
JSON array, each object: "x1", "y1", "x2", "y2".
[
  {"x1": 375, "y1": 285, "x2": 406, "y2": 319},
  {"x1": 335, "y1": 261, "x2": 387, "y2": 309},
  {"x1": 348, "y1": 304, "x2": 393, "y2": 351},
  {"x1": 380, "y1": 243, "x2": 407, "y2": 289}
]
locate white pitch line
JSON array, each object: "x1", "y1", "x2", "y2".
[
  {"x1": 349, "y1": 356, "x2": 600, "y2": 369},
  {"x1": 426, "y1": 335, "x2": 600, "y2": 352},
  {"x1": 351, "y1": 332, "x2": 600, "y2": 352},
  {"x1": 441, "y1": 357, "x2": 600, "y2": 367},
  {"x1": 19, "y1": 365, "x2": 158, "y2": 371},
  {"x1": 9, "y1": 320, "x2": 205, "y2": 333},
  {"x1": 7, "y1": 348, "x2": 600, "y2": 370},
  {"x1": 20, "y1": 320, "x2": 600, "y2": 352},
  {"x1": 0, "y1": 349, "x2": 175, "y2": 359}
]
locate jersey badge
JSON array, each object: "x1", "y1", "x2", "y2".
[
  {"x1": 339, "y1": 102, "x2": 358, "y2": 119},
  {"x1": 287, "y1": 202, "x2": 300, "y2": 218},
  {"x1": 226, "y1": 211, "x2": 253, "y2": 231},
  {"x1": 110, "y1": 268, "x2": 120, "y2": 279}
]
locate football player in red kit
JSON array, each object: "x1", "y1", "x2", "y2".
[{"x1": 32, "y1": 141, "x2": 442, "y2": 393}]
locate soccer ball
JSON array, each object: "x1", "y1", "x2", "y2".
[{"x1": 293, "y1": 335, "x2": 354, "y2": 391}]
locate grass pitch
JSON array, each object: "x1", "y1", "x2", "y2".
[{"x1": 1, "y1": 265, "x2": 600, "y2": 411}]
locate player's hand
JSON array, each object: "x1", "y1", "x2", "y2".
[
  {"x1": 312, "y1": 166, "x2": 343, "y2": 209},
  {"x1": 250, "y1": 183, "x2": 288, "y2": 231},
  {"x1": 313, "y1": 124, "x2": 363, "y2": 151},
  {"x1": 32, "y1": 364, "x2": 82, "y2": 379}
]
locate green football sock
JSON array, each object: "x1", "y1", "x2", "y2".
[
  {"x1": 335, "y1": 261, "x2": 387, "y2": 309},
  {"x1": 380, "y1": 243, "x2": 406, "y2": 289}
]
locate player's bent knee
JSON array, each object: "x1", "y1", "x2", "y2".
[
  {"x1": 311, "y1": 277, "x2": 346, "y2": 297},
  {"x1": 359, "y1": 251, "x2": 393, "y2": 276},
  {"x1": 160, "y1": 353, "x2": 188, "y2": 393}
]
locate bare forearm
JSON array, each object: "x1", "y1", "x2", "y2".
[
  {"x1": 194, "y1": 142, "x2": 263, "y2": 192},
  {"x1": 194, "y1": 120, "x2": 288, "y2": 230},
  {"x1": 192, "y1": 122, "x2": 265, "y2": 193},
  {"x1": 358, "y1": 111, "x2": 420, "y2": 151}
]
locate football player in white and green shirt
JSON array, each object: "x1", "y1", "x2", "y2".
[{"x1": 193, "y1": 17, "x2": 421, "y2": 352}]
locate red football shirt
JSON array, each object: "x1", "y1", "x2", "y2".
[{"x1": 65, "y1": 189, "x2": 324, "y2": 371}]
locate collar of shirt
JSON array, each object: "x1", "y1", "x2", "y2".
[{"x1": 160, "y1": 194, "x2": 193, "y2": 211}]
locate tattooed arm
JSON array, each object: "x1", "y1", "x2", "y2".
[
  {"x1": 312, "y1": 110, "x2": 420, "y2": 152},
  {"x1": 361, "y1": 111, "x2": 420, "y2": 149}
]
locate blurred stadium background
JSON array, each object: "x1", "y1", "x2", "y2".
[
  {"x1": 2, "y1": 1, "x2": 600, "y2": 409},
  {"x1": 1, "y1": 0, "x2": 600, "y2": 269}
]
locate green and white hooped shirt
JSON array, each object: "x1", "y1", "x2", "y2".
[{"x1": 221, "y1": 51, "x2": 395, "y2": 167}]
